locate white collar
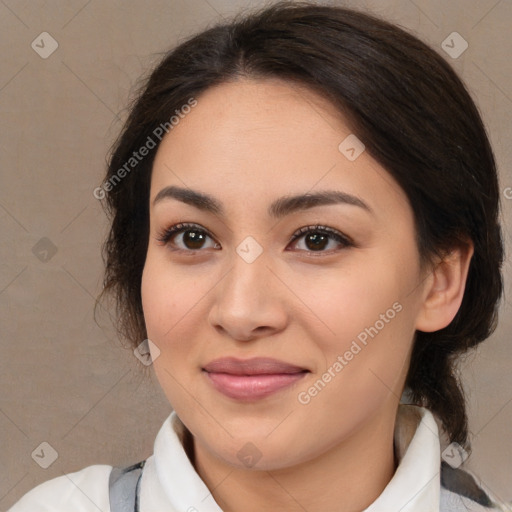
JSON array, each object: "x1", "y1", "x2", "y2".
[
  {"x1": 148, "y1": 404, "x2": 441, "y2": 511},
  {"x1": 151, "y1": 412, "x2": 223, "y2": 511},
  {"x1": 364, "y1": 405, "x2": 440, "y2": 511}
]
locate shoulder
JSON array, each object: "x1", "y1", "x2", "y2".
[
  {"x1": 8, "y1": 464, "x2": 112, "y2": 512},
  {"x1": 440, "y1": 462, "x2": 510, "y2": 511},
  {"x1": 440, "y1": 486, "x2": 504, "y2": 511}
]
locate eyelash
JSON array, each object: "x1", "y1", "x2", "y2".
[{"x1": 156, "y1": 222, "x2": 353, "y2": 256}]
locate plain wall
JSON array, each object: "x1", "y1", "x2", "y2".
[{"x1": 1, "y1": 0, "x2": 511, "y2": 509}]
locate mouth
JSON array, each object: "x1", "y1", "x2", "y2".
[{"x1": 202, "y1": 357, "x2": 309, "y2": 401}]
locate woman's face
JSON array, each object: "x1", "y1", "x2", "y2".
[{"x1": 141, "y1": 78, "x2": 430, "y2": 470}]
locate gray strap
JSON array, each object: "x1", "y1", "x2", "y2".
[
  {"x1": 107, "y1": 458, "x2": 496, "y2": 511},
  {"x1": 109, "y1": 460, "x2": 145, "y2": 512},
  {"x1": 440, "y1": 461, "x2": 496, "y2": 509}
]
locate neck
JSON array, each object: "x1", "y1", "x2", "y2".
[{"x1": 191, "y1": 404, "x2": 399, "y2": 512}]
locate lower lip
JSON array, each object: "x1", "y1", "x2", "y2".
[{"x1": 204, "y1": 371, "x2": 307, "y2": 401}]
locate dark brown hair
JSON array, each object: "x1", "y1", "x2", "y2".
[{"x1": 98, "y1": 1, "x2": 504, "y2": 449}]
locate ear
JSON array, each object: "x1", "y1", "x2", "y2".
[{"x1": 415, "y1": 242, "x2": 474, "y2": 332}]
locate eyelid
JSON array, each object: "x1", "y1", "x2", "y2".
[
  {"x1": 156, "y1": 222, "x2": 218, "y2": 246},
  {"x1": 156, "y1": 222, "x2": 353, "y2": 253},
  {"x1": 289, "y1": 224, "x2": 353, "y2": 245}
]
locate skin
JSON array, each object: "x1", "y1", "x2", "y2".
[{"x1": 141, "y1": 78, "x2": 473, "y2": 512}]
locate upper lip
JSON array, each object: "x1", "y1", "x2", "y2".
[{"x1": 202, "y1": 357, "x2": 308, "y2": 375}]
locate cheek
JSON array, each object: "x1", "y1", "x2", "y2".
[
  {"x1": 301, "y1": 263, "x2": 409, "y2": 348},
  {"x1": 299, "y1": 255, "x2": 419, "y2": 398},
  {"x1": 141, "y1": 251, "x2": 198, "y2": 338},
  {"x1": 140, "y1": 251, "x2": 220, "y2": 375},
  {"x1": 140, "y1": 254, "x2": 204, "y2": 405},
  {"x1": 141, "y1": 262, "x2": 173, "y2": 340}
]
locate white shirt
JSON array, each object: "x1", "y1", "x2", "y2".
[{"x1": 8, "y1": 405, "x2": 499, "y2": 511}]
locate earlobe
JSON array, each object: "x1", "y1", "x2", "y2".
[{"x1": 415, "y1": 242, "x2": 474, "y2": 333}]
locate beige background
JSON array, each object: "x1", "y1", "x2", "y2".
[{"x1": 1, "y1": 0, "x2": 511, "y2": 509}]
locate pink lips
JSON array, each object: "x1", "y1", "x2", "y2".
[{"x1": 203, "y1": 357, "x2": 308, "y2": 401}]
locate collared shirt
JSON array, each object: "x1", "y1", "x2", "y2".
[{"x1": 8, "y1": 405, "x2": 502, "y2": 511}]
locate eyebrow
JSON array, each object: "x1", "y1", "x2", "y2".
[{"x1": 152, "y1": 185, "x2": 373, "y2": 218}]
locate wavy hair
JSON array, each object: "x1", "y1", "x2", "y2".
[{"x1": 98, "y1": 1, "x2": 504, "y2": 449}]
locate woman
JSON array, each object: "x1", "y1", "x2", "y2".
[{"x1": 9, "y1": 2, "x2": 508, "y2": 511}]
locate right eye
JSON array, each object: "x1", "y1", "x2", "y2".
[{"x1": 156, "y1": 222, "x2": 221, "y2": 252}]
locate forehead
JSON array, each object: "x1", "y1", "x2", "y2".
[{"x1": 150, "y1": 78, "x2": 410, "y2": 220}]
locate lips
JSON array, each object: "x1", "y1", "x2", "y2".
[{"x1": 202, "y1": 357, "x2": 309, "y2": 401}]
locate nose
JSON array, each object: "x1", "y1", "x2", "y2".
[{"x1": 208, "y1": 250, "x2": 288, "y2": 342}]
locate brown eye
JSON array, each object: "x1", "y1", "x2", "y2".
[
  {"x1": 181, "y1": 230, "x2": 208, "y2": 250},
  {"x1": 157, "y1": 223, "x2": 220, "y2": 252},
  {"x1": 303, "y1": 233, "x2": 330, "y2": 251},
  {"x1": 289, "y1": 225, "x2": 353, "y2": 254}
]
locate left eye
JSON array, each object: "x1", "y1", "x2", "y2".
[
  {"x1": 288, "y1": 225, "x2": 353, "y2": 253},
  {"x1": 156, "y1": 223, "x2": 352, "y2": 254}
]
